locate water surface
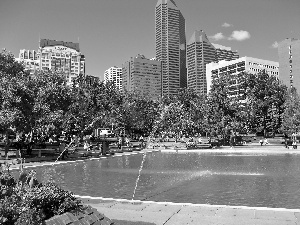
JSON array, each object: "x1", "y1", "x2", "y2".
[{"x1": 27, "y1": 151, "x2": 300, "y2": 209}]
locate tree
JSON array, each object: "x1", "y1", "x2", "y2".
[
  {"x1": 62, "y1": 79, "x2": 123, "y2": 135},
  {"x1": 119, "y1": 91, "x2": 159, "y2": 136},
  {"x1": 281, "y1": 87, "x2": 300, "y2": 135},
  {"x1": 241, "y1": 71, "x2": 287, "y2": 136},
  {"x1": 153, "y1": 88, "x2": 207, "y2": 138},
  {"x1": 207, "y1": 71, "x2": 244, "y2": 139},
  {"x1": 0, "y1": 50, "x2": 29, "y2": 136},
  {"x1": 0, "y1": 49, "x2": 72, "y2": 138}
]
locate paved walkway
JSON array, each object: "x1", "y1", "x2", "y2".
[{"x1": 80, "y1": 198, "x2": 300, "y2": 225}]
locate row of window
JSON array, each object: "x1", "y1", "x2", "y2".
[{"x1": 249, "y1": 62, "x2": 278, "y2": 70}]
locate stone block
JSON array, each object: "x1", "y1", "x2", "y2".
[
  {"x1": 44, "y1": 218, "x2": 58, "y2": 225},
  {"x1": 59, "y1": 213, "x2": 74, "y2": 224},
  {"x1": 66, "y1": 212, "x2": 78, "y2": 222}
]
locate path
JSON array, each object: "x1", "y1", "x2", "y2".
[{"x1": 81, "y1": 198, "x2": 300, "y2": 225}]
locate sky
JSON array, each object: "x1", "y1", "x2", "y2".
[{"x1": 0, "y1": 0, "x2": 299, "y2": 80}]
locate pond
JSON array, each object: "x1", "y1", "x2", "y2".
[{"x1": 27, "y1": 151, "x2": 300, "y2": 209}]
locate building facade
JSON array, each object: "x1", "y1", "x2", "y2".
[
  {"x1": 278, "y1": 38, "x2": 300, "y2": 90},
  {"x1": 122, "y1": 54, "x2": 162, "y2": 100},
  {"x1": 186, "y1": 30, "x2": 239, "y2": 95},
  {"x1": 16, "y1": 49, "x2": 40, "y2": 74},
  {"x1": 16, "y1": 39, "x2": 85, "y2": 85},
  {"x1": 206, "y1": 56, "x2": 279, "y2": 95},
  {"x1": 212, "y1": 43, "x2": 239, "y2": 62},
  {"x1": 187, "y1": 30, "x2": 216, "y2": 95},
  {"x1": 155, "y1": 0, "x2": 187, "y2": 96},
  {"x1": 104, "y1": 66, "x2": 122, "y2": 90}
]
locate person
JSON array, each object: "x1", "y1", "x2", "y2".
[
  {"x1": 264, "y1": 138, "x2": 269, "y2": 145},
  {"x1": 165, "y1": 135, "x2": 169, "y2": 142},
  {"x1": 59, "y1": 140, "x2": 67, "y2": 160},
  {"x1": 284, "y1": 138, "x2": 288, "y2": 148},
  {"x1": 181, "y1": 136, "x2": 185, "y2": 143},
  {"x1": 259, "y1": 139, "x2": 263, "y2": 146},
  {"x1": 125, "y1": 136, "x2": 130, "y2": 147},
  {"x1": 48, "y1": 135, "x2": 54, "y2": 143},
  {"x1": 118, "y1": 136, "x2": 122, "y2": 149},
  {"x1": 293, "y1": 140, "x2": 297, "y2": 149},
  {"x1": 4, "y1": 136, "x2": 11, "y2": 159},
  {"x1": 198, "y1": 136, "x2": 202, "y2": 144},
  {"x1": 139, "y1": 135, "x2": 144, "y2": 148},
  {"x1": 83, "y1": 140, "x2": 90, "y2": 151}
]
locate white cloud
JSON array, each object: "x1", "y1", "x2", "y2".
[
  {"x1": 228, "y1": 30, "x2": 251, "y2": 41},
  {"x1": 209, "y1": 32, "x2": 226, "y2": 41},
  {"x1": 222, "y1": 22, "x2": 233, "y2": 28},
  {"x1": 271, "y1": 41, "x2": 279, "y2": 48}
]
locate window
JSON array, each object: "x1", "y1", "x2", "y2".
[{"x1": 290, "y1": 60, "x2": 292, "y2": 63}]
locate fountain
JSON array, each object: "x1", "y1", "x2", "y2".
[{"x1": 131, "y1": 152, "x2": 147, "y2": 200}]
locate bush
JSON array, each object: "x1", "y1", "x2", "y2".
[{"x1": 0, "y1": 162, "x2": 84, "y2": 224}]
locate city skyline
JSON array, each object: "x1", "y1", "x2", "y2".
[{"x1": 0, "y1": 0, "x2": 299, "y2": 80}]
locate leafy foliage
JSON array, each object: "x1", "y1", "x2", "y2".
[
  {"x1": 0, "y1": 163, "x2": 84, "y2": 225},
  {"x1": 241, "y1": 71, "x2": 287, "y2": 135},
  {"x1": 281, "y1": 87, "x2": 300, "y2": 134}
]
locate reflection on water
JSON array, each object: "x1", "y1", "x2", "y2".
[{"x1": 24, "y1": 152, "x2": 300, "y2": 209}]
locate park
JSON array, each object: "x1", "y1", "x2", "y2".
[{"x1": 1, "y1": 49, "x2": 300, "y2": 224}]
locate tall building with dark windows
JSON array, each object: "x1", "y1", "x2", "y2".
[
  {"x1": 155, "y1": 0, "x2": 187, "y2": 96},
  {"x1": 212, "y1": 43, "x2": 239, "y2": 62},
  {"x1": 187, "y1": 30, "x2": 215, "y2": 95},
  {"x1": 187, "y1": 30, "x2": 239, "y2": 95},
  {"x1": 278, "y1": 38, "x2": 300, "y2": 90},
  {"x1": 122, "y1": 54, "x2": 162, "y2": 100}
]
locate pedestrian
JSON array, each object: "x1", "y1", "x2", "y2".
[
  {"x1": 165, "y1": 135, "x2": 169, "y2": 142},
  {"x1": 59, "y1": 140, "x2": 67, "y2": 160},
  {"x1": 125, "y1": 136, "x2": 130, "y2": 147},
  {"x1": 293, "y1": 140, "x2": 297, "y2": 149},
  {"x1": 139, "y1": 135, "x2": 144, "y2": 148},
  {"x1": 4, "y1": 136, "x2": 11, "y2": 159},
  {"x1": 83, "y1": 140, "x2": 90, "y2": 151},
  {"x1": 264, "y1": 138, "x2": 269, "y2": 145},
  {"x1": 118, "y1": 136, "x2": 122, "y2": 149},
  {"x1": 198, "y1": 136, "x2": 202, "y2": 144},
  {"x1": 259, "y1": 139, "x2": 263, "y2": 146},
  {"x1": 284, "y1": 138, "x2": 288, "y2": 148}
]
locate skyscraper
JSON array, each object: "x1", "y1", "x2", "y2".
[
  {"x1": 187, "y1": 30, "x2": 215, "y2": 95},
  {"x1": 212, "y1": 43, "x2": 239, "y2": 62},
  {"x1": 155, "y1": 0, "x2": 186, "y2": 96},
  {"x1": 187, "y1": 30, "x2": 239, "y2": 95},
  {"x1": 122, "y1": 54, "x2": 162, "y2": 100},
  {"x1": 278, "y1": 38, "x2": 300, "y2": 90}
]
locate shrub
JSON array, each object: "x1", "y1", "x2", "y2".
[{"x1": 0, "y1": 163, "x2": 84, "y2": 224}]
